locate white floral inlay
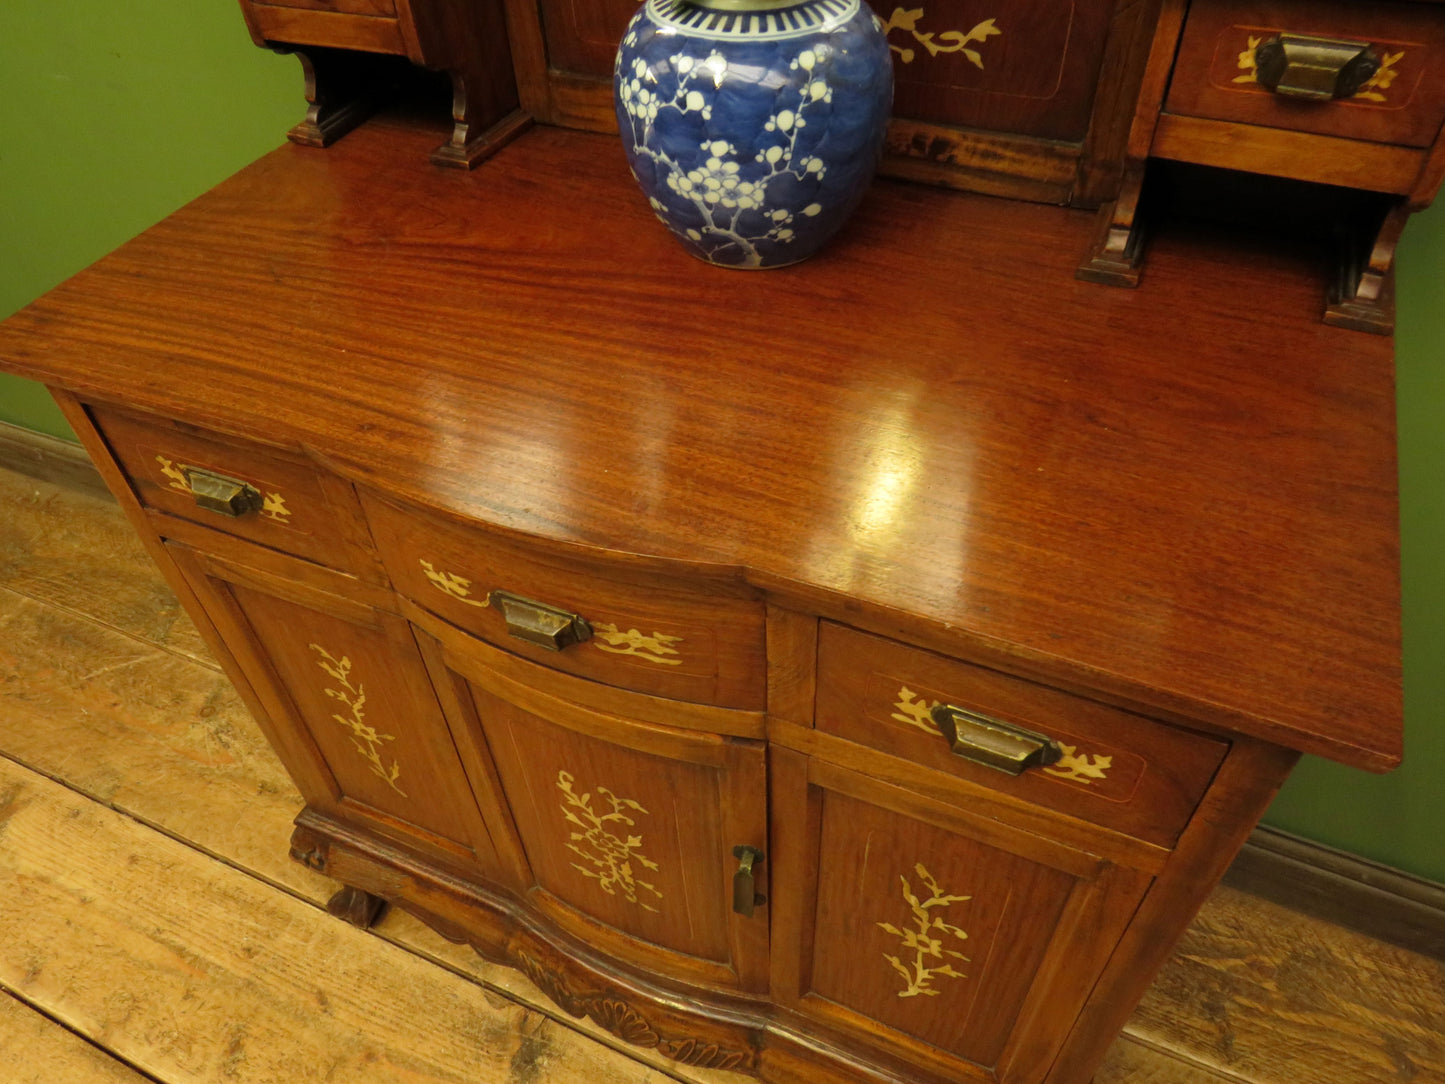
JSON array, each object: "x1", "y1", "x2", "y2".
[{"x1": 617, "y1": 41, "x2": 837, "y2": 268}]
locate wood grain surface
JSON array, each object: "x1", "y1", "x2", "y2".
[
  {"x1": 0, "y1": 119, "x2": 1401, "y2": 771},
  {"x1": 0, "y1": 758, "x2": 681, "y2": 1084},
  {"x1": 1130, "y1": 882, "x2": 1445, "y2": 1083},
  {"x1": 0, "y1": 463, "x2": 1434, "y2": 1084},
  {"x1": 0, "y1": 991, "x2": 152, "y2": 1084},
  {"x1": 0, "y1": 468, "x2": 209, "y2": 665}
]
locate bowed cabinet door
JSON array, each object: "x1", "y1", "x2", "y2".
[
  {"x1": 425, "y1": 630, "x2": 771, "y2": 996},
  {"x1": 768, "y1": 747, "x2": 1153, "y2": 1084},
  {"x1": 164, "y1": 540, "x2": 511, "y2": 885}
]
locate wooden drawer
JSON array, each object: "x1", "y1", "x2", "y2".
[
  {"x1": 244, "y1": 1, "x2": 407, "y2": 54},
  {"x1": 1165, "y1": 0, "x2": 1445, "y2": 148},
  {"x1": 256, "y1": 0, "x2": 397, "y2": 15},
  {"x1": 815, "y1": 623, "x2": 1230, "y2": 847},
  {"x1": 361, "y1": 492, "x2": 767, "y2": 710},
  {"x1": 89, "y1": 404, "x2": 377, "y2": 577}
]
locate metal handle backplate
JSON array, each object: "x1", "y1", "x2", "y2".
[
  {"x1": 179, "y1": 466, "x2": 264, "y2": 518},
  {"x1": 1255, "y1": 33, "x2": 1380, "y2": 101},
  {"x1": 732, "y1": 845, "x2": 765, "y2": 917},
  {"x1": 929, "y1": 704, "x2": 1063, "y2": 776},
  {"x1": 490, "y1": 589, "x2": 592, "y2": 651}
]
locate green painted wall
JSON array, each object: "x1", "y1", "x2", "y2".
[
  {"x1": 0, "y1": 3, "x2": 296, "y2": 433},
  {"x1": 2, "y1": 3, "x2": 1441, "y2": 881}
]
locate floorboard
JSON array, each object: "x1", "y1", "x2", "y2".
[
  {"x1": 0, "y1": 756, "x2": 681, "y2": 1084},
  {"x1": 0, "y1": 990, "x2": 156, "y2": 1084},
  {"x1": 1, "y1": 462, "x2": 1440, "y2": 1084}
]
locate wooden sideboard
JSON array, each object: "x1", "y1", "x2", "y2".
[{"x1": 0, "y1": 116, "x2": 1402, "y2": 1083}]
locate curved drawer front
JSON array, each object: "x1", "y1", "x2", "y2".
[
  {"x1": 361, "y1": 493, "x2": 767, "y2": 710},
  {"x1": 1165, "y1": 0, "x2": 1445, "y2": 148},
  {"x1": 815, "y1": 623, "x2": 1230, "y2": 847},
  {"x1": 90, "y1": 404, "x2": 375, "y2": 576}
]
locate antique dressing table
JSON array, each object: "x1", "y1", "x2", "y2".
[{"x1": 0, "y1": 1, "x2": 1413, "y2": 1082}]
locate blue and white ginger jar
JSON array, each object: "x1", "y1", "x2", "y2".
[{"x1": 614, "y1": 0, "x2": 893, "y2": 269}]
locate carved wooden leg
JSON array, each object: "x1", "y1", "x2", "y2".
[
  {"x1": 327, "y1": 885, "x2": 388, "y2": 929},
  {"x1": 428, "y1": 65, "x2": 534, "y2": 171},
  {"x1": 284, "y1": 48, "x2": 386, "y2": 149},
  {"x1": 1077, "y1": 167, "x2": 1148, "y2": 287},
  {"x1": 1324, "y1": 200, "x2": 1408, "y2": 335}
]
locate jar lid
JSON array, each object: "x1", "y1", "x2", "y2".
[{"x1": 682, "y1": 0, "x2": 810, "y2": 11}]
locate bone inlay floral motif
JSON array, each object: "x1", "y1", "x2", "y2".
[
  {"x1": 156, "y1": 455, "x2": 190, "y2": 492},
  {"x1": 557, "y1": 770, "x2": 663, "y2": 912},
  {"x1": 419, "y1": 559, "x2": 490, "y2": 607},
  {"x1": 311, "y1": 644, "x2": 406, "y2": 796},
  {"x1": 261, "y1": 492, "x2": 291, "y2": 521},
  {"x1": 592, "y1": 622, "x2": 683, "y2": 665},
  {"x1": 881, "y1": 10, "x2": 1000, "y2": 66},
  {"x1": 877, "y1": 863, "x2": 972, "y2": 998},
  {"x1": 1044, "y1": 744, "x2": 1112, "y2": 783},
  {"x1": 891, "y1": 686, "x2": 939, "y2": 734}
]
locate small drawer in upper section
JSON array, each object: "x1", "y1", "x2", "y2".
[
  {"x1": 361, "y1": 492, "x2": 767, "y2": 710},
  {"x1": 89, "y1": 404, "x2": 377, "y2": 576},
  {"x1": 815, "y1": 623, "x2": 1230, "y2": 847},
  {"x1": 1165, "y1": 0, "x2": 1445, "y2": 148},
  {"x1": 257, "y1": 0, "x2": 397, "y2": 14},
  {"x1": 241, "y1": 0, "x2": 407, "y2": 54}
]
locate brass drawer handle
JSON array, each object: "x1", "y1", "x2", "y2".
[
  {"x1": 732, "y1": 845, "x2": 765, "y2": 917},
  {"x1": 490, "y1": 589, "x2": 592, "y2": 651},
  {"x1": 1255, "y1": 34, "x2": 1380, "y2": 101},
  {"x1": 929, "y1": 704, "x2": 1063, "y2": 776},
  {"x1": 179, "y1": 466, "x2": 265, "y2": 518}
]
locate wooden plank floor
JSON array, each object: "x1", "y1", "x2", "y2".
[{"x1": 0, "y1": 463, "x2": 1441, "y2": 1084}]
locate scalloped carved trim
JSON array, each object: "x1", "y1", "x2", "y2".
[
  {"x1": 514, "y1": 950, "x2": 755, "y2": 1072},
  {"x1": 656, "y1": 1037, "x2": 753, "y2": 1071}
]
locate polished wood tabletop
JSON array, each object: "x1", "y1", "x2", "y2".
[{"x1": 0, "y1": 118, "x2": 1401, "y2": 771}]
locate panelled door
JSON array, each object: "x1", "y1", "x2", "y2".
[
  {"x1": 166, "y1": 540, "x2": 510, "y2": 882},
  {"x1": 431, "y1": 632, "x2": 771, "y2": 994},
  {"x1": 770, "y1": 747, "x2": 1152, "y2": 1084}
]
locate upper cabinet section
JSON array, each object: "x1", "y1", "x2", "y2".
[
  {"x1": 517, "y1": 0, "x2": 1147, "y2": 201},
  {"x1": 537, "y1": 0, "x2": 1115, "y2": 141}
]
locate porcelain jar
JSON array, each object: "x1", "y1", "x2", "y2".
[{"x1": 614, "y1": 0, "x2": 893, "y2": 269}]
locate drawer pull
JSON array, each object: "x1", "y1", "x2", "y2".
[
  {"x1": 179, "y1": 466, "x2": 265, "y2": 517},
  {"x1": 732, "y1": 845, "x2": 765, "y2": 917},
  {"x1": 490, "y1": 589, "x2": 593, "y2": 651},
  {"x1": 1254, "y1": 34, "x2": 1380, "y2": 101},
  {"x1": 929, "y1": 704, "x2": 1063, "y2": 776}
]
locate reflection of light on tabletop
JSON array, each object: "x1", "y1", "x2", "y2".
[{"x1": 807, "y1": 389, "x2": 972, "y2": 604}]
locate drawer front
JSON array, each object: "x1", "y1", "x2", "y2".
[
  {"x1": 362, "y1": 493, "x2": 767, "y2": 710},
  {"x1": 91, "y1": 405, "x2": 375, "y2": 575},
  {"x1": 1166, "y1": 0, "x2": 1445, "y2": 148},
  {"x1": 245, "y1": 2, "x2": 407, "y2": 53},
  {"x1": 815, "y1": 623, "x2": 1229, "y2": 847},
  {"x1": 256, "y1": 0, "x2": 397, "y2": 14}
]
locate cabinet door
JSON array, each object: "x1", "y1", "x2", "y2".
[
  {"x1": 770, "y1": 748, "x2": 1151, "y2": 1084},
  {"x1": 436, "y1": 638, "x2": 770, "y2": 993},
  {"x1": 166, "y1": 541, "x2": 508, "y2": 881}
]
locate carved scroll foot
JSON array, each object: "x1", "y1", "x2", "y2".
[
  {"x1": 283, "y1": 48, "x2": 392, "y2": 149},
  {"x1": 1324, "y1": 200, "x2": 1407, "y2": 335},
  {"x1": 429, "y1": 68, "x2": 533, "y2": 170},
  {"x1": 1078, "y1": 168, "x2": 1147, "y2": 287},
  {"x1": 327, "y1": 885, "x2": 388, "y2": 929}
]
